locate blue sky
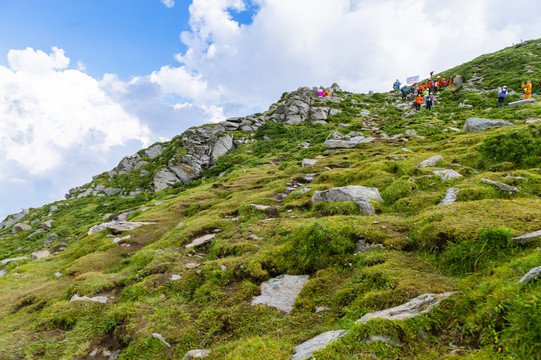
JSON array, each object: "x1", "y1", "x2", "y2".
[{"x1": 1, "y1": 0, "x2": 540, "y2": 221}]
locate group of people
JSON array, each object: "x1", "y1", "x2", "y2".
[
  {"x1": 497, "y1": 80, "x2": 539, "y2": 107},
  {"x1": 394, "y1": 75, "x2": 456, "y2": 111},
  {"x1": 317, "y1": 89, "x2": 330, "y2": 97}
]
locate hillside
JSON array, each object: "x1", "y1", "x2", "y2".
[{"x1": 0, "y1": 39, "x2": 540, "y2": 360}]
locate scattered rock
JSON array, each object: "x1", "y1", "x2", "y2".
[
  {"x1": 315, "y1": 306, "x2": 330, "y2": 313},
  {"x1": 41, "y1": 220, "x2": 53, "y2": 231},
  {"x1": 417, "y1": 155, "x2": 443, "y2": 168},
  {"x1": 251, "y1": 274, "x2": 310, "y2": 313},
  {"x1": 0, "y1": 256, "x2": 27, "y2": 265},
  {"x1": 481, "y1": 178, "x2": 519, "y2": 192},
  {"x1": 185, "y1": 262, "x2": 201, "y2": 269},
  {"x1": 356, "y1": 292, "x2": 454, "y2": 324},
  {"x1": 512, "y1": 230, "x2": 541, "y2": 245},
  {"x1": 292, "y1": 330, "x2": 346, "y2": 360},
  {"x1": 54, "y1": 272, "x2": 62, "y2": 278},
  {"x1": 183, "y1": 349, "x2": 210, "y2": 359},
  {"x1": 70, "y1": 294, "x2": 108, "y2": 303},
  {"x1": 509, "y1": 99, "x2": 535, "y2": 107},
  {"x1": 302, "y1": 158, "x2": 318, "y2": 167},
  {"x1": 151, "y1": 333, "x2": 171, "y2": 347},
  {"x1": 249, "y1": 204, "x2": 270, "y2": 211},
  {"x1": 295, "y1": 187, "x2": 311, "y2": 195},
  {"x1": 525, "y1": 118, "x2": 541, "y2": 124},
  {"x1": 462, "y1": 117, "x2": 514, "y2": 132},
  {"x1": 312, "y1": 186, "x2": 384, "y2": 204},
  {"x1": 433, "y1": 169, "x2": 462, "y2": 181},
  {"x1": 439, "y1": 188, "x2": 459, "y2": 205},
  {"x1": 517, "y1": 266, "x2": 541, "y2": 284},
  {"x1": 12, "y1": 223, "x2": 32, "y2": 234},
  {"x1": 404, "y1": 129, "x2": 417, "y2": 136},
  {"x1": 171, "y1": 274, "x2": 181, "y2": 281},
  {"x1": 363, "y1": 334, "x2": 403, "y2": 346},
  {"x1": 30, "y1": 251, "x2": 51, "y2": 260},
  {"x1": 107, "y1": 221, "x2": 155, "y2": 234},
  {"x1": 185, "y1": 234, "x2": 215, "y2": 248},
  {"x1": 356, "y1": 239, "x2": 384, "y2": 253},
  {"x1": 0, "y1": 209, "x2": 29, "y2": 230}
]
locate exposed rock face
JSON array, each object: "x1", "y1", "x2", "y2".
[
  {"x1": 152, "y1": 127, "x2": 234, "y2": 191},
  {"x1": 462, "y1": 117, "x2": 514, "y2": 132},
  {"x1": 0, "y1": 209, "x2": 29, "y2": 230},
  {"x1": 292, "y1": 330, "x2": 346, "y2": 360},
  {"x1": 251, "y1": 274, "x2": 310, "y2": 313},
  {"x1": 355, "y1": 292, "x2": 454, "y2": 324}
]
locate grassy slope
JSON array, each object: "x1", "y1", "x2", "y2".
[{"x1": 0, "y1": 40, "x2": 540, "y2": 360}]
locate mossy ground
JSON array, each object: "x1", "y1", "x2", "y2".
[{"x1": 1, "y1": 40, "x2": 541, "y2": 359}]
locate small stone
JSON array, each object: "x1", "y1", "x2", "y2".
[
  {"x1": 152, "y1": 333, "x2": 171, "y2": 348},
  {"x1": 30, "y1": 251, "x2": 51, "y2": 260},
  {"x1": 302, "y1": 158, "x2": 318, "y2": 167},
  {"x1": 186, "y1": 262, "x2": 200, "y2": 269},
  {"x1": 252, "y1": 274, "x2": 310, "y2": 313},
  {"x1": 221, "y1": 265, "x2": 227, "y2": 272},
  {"x1": 70, "y1": 294, "x2": 108, "y2": 303},
  {"x1": 185, "y1": 234, "x2": 215, "y2": 248},
  {"x1": 54, "y1": 272, "x2": 63, "y2": 278},
  {"x1": 417, "y1": 155, "x2": 443, "y2": 168},
  {"x1": 176, "y1": 222, "x2": 185, "y2": 228},
  {"x1": 481, "y1": 178, "x2": 519, "y2": 192},
  {"x1": 183, "y1": 349, "x2": 210, "y2": 359},
  {"x1": 315, "y1": 306, "x2": 330, "y2": 313},
  {"x1": 512, "y1": 230, "x2": 541, "y2": 245},
  {"x1": 517, "y1": 266, "x2": 541, "y2": 284},
  {"x1": 171, "y1": 274, "x2": 181, "y2": 281}
]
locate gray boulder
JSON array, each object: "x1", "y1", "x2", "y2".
[
  {"x1": 512, "y1": 230, "x2": 541, "y2": 245},
  {"x1": 434, "y1": 169, "x2": 462, "y2": 181},
  {"x1": 356, "y1": 292, "x2": 454, "y2": 324},
  {"x1": 185, "y1": 234, "x2": 215, "y2": 248},
  {"x1": 462, "y1": 117, "x2": 514, "y2": 132},
  {"x1": 292, "y1": 330, "x2": 346, "y2": 360},
  {"x1": 31, "y1": 250, "x2": 51, "y2": 260},
  {"x1": 144, "y1": 144, "x2": 164, "y2": 159},
  {"x1": 439, "y1": 188, "x2": 459, "y2": 205},
  {"x1": 12, "y1": 223, "x2": 32, "y2": 234},
  {"x1": 107, "y1": 221, "x2": 154, "y2": 234},
  {"x1": 454, "y1": 75, "x2": 464, "y2": 86},
  {"x1": 481, "y1": 178, "x2": 519, "y2": 192},
  {"x1": 418, "y1": 155, "x2": 443, "y2": 168},
  {"x1": 251, "y1": 274, "x2": 309, "y2": 313},
  {"x1": 312, "y1": 186, "x2": 384, "y2": 204},
  {"x1": 183, "y1": 350, "x2": 210, "y2": 359},
  {"x1": 509, "y1": 99, "x2": 535, "y2": 107}
]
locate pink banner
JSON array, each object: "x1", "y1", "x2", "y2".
[{"x1": 407, "y1": 75, "x2": 419, "y2": 85}]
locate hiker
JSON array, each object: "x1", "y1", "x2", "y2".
[
  {"x1": 448, "y1": 76, "x2": 454, "y2": 88},
  {"x1": 430, "y1": 71, "x2": 434, "y2": 77},
  {"x1": 409, "y1": 84, "x2": 417, "y2": 94},
  {"x1": 442, "y1": 78, "x2": 447, "y2": 87},
  {"x1": 427, "y1": 79, "x2": 434, "y2": 90},
  {"x1": 425, "y1": 92, "x2": 435, "y2": 110},
  {"x1": 323, "y1": 90, "x2": 330, "y2": 97},
  {"x1": 401, "y1": 86, "x2": 408, "y2": 100},
  {"x1": 414, "y1": 94, "x2": 424, "y2": 110},
  {"x1": 497, "y1": 86, "x2": 508, "y2": 107},
  {"x1": 521, "y1": 80, "x2": 532, "y2": 99},
  {"x1": 418, "y1": 83, "x2": 426, "y2": 95},
  {"x1": 393, "y1": 79, "x2": 401, "y2": 90},
  {"x1": 435, "y1": 77, "x2": 443, "y2": 92},
  {"x1": 317, "y1": 89, "x2": 324, "y2": 97}
]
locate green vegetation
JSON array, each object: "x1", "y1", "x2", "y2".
[{"x1": 1, "y1": 39, "x2": 540, "y2": 359}]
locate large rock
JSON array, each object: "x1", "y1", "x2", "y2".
[
  {"x1": 324, "y1": 136, "x2": 374, "y2": 149},
  {"x1": 462, "y1": 117, "x2": 514, "y2": 132},
  {"x1": 312, "y1": 186, "x2": 384, "y2": 204},
  {"x1": 70, "y1": 294, "x2": 108, "y2": 303},
  {"x1": 512, "y1": 230, "x2": 541, "y2": 245},
  {"x1": 292, "y1": 330, "x2": 346, "y2": 360},
  {"x1": 356, "y1": 293, "x2": 454, "y2": 324},
  {"x1": 418, "y1": 155, "x2": 443, "y2": 168},
  {"x1": 12, "y1": 223, "x2": 32, "y2": 234},
  {"x1": 185, "y1": 234, "x2": 215, "y2": 248},
  {"x1": 251, "y1": 274, "x2": 309, "y2": 313},
  {"x1": 31, "y1": 251, "x2": 51, "y2": 260},
  {"x1": 509, "y1": 99, "x2": 535, "y2": 107},
  {"x1": 0, "y1": 256, "x2": 27, "y2": 265},
  {"x1": 454, "y1": 75, "x2": 464, "y2": 86},
  {"x1": 144, "y1": 144, "x2": 165, "y2": 159},
  {"x1": 107, "y1": 221, "x2": 154, "y2": 234},
  {"x1": 433, "y1": 169, "x2": 462, "y2": 181}
]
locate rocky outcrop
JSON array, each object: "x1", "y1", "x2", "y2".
[
  {"x1": 251, "y1": 274, "x2": 309, "y2": 313},
  {"x1": 152, "y1": 127, "x2": 235, "y2": 191},
  {"x1": 462, "y1": 117, "x2": 514, "y2": 132},
  {"x1": 12, "y1": 223, "x2": 31, "y2": 234},
  {"x1": 0, "y1": 209, "x2": 29, "y2": 230}
]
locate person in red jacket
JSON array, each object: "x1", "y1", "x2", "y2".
[{"x1": 414, "y1": 94, "x2": 424, "y2": 110}]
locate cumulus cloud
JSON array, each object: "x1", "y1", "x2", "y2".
[{"x1": 0, "y1": 47, "x2": 153, "y2": 219}]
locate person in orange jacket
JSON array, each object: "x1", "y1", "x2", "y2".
[
  {"x1": 418, "y1": 84, "x2": 426, "y2": 95},
  {"x1": 448, "y1": 76, "x2": 454, "y2": 88},
  {"x1": 414, "y1": 94, "x2": 424, "y2": 110},
  {"x1": 521, "y1": 80, "x2": 532, "y2": 99},
  {"x1": 323, "y1": 90, "x2": 330, "y2": 97}
]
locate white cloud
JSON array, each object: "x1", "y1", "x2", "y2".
[
  {"x1": 0, "y1": 47, "x2": 153, "y2": 218},
  {"x1": 161, "y1": 0, "x2": 175, "y2": 8},
  {"x1": 155, "y1": 0, "x2": 540, "y2": 114}
]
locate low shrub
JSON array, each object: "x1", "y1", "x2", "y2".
[{"x1": 479, "y1": 125, "x2": 541, "y2": 168}]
